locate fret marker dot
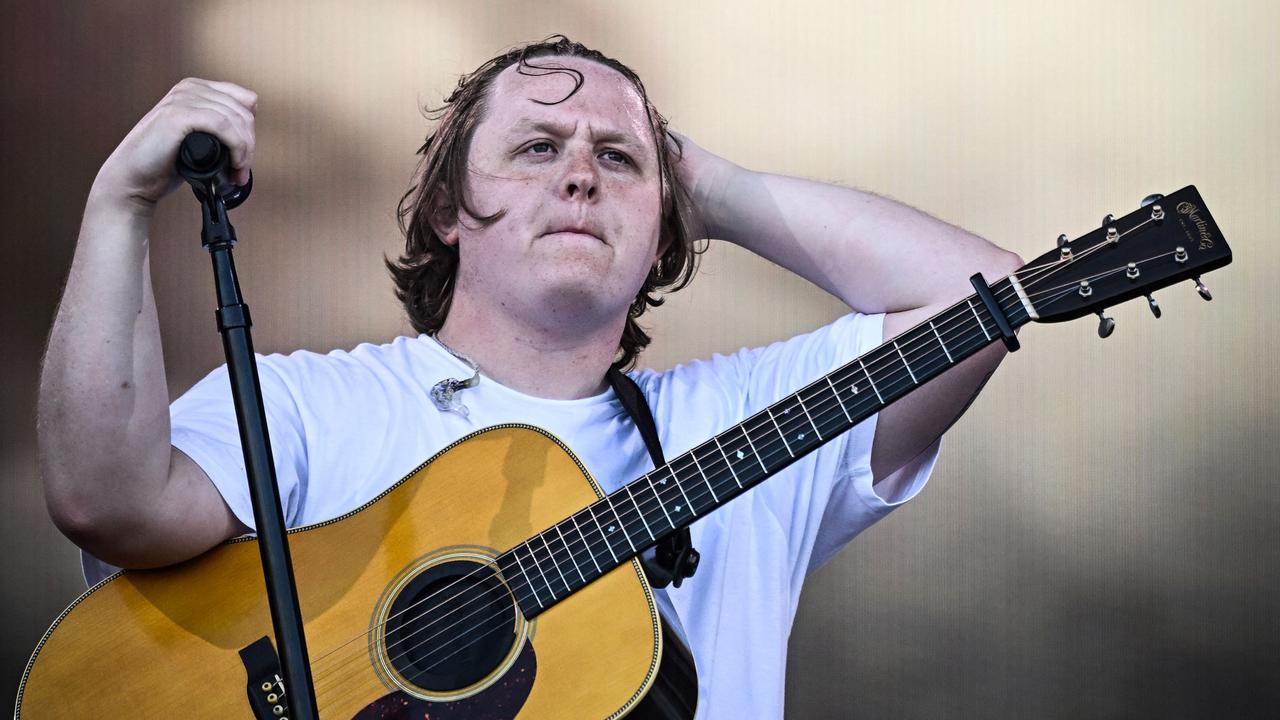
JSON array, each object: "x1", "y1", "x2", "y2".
[
  {"x1": 850, "y1": 385, "x2": 859, "y2": 393},
  {"x1": 608, "y1": 525, "x2": 616, "y2": 532},
  {"x1": 735, "y1": 450, "x2": 745, "y2": 460},
  {"x1": 798, "y1": 433, "x2": 806, "y2": 440},
  {"x1": 783, "y1": 407, "x2": 790, "y2": 414}
]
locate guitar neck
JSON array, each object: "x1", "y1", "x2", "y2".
[{"x1": 500, "y1": 277, "x2": 1031, "y2": 618}]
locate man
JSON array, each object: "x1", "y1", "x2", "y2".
[{"x1": 38, "y1": 37, "x2": 1021, "y2": 717}]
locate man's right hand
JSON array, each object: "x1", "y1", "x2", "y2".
[{"x1": 93, "y1": 78, "x2": 258, "y2": 214}]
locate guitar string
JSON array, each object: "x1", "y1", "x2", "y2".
[
  {"x1": 307, "y1": 253, "x2": 1090, "y2": 700},
  {"x1": 304, "y1": 234, "x2": 1104, "y2": 680},
  {"x1": 1010, "y1": 249, "x2": 1182, "y2": 312},
  {"x1": 308, "y1": 297, "x2": 1013, "y2": 702},
  {"x1": 309, "y1": 226, "x2": 1162, "y2": 700}
]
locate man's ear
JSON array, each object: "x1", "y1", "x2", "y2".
[{"x1": 429, "y1": 192, "x2": 460, "y2": 247}]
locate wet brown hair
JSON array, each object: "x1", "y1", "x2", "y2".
[{"x1": 388, "y1": 35, "x2": 704, "y2": 370}]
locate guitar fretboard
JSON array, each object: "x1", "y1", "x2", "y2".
[{"x1": 498, "y1": 278, "x2": 1030, "y2": 618}]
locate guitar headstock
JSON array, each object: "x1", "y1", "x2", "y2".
[{"x1": 1014, "y1": 186, "x2": 1231, "y2": 331}]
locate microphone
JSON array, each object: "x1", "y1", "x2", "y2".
[{"x1": 175, "y1": 131, "x2": 252, "y2": 209}]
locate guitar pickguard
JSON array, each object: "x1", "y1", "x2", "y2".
[{"x1": 354, "y1": 637, "x2": 537, "y2": 719}]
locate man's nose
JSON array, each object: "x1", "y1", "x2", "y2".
[{"x1": 561, "y1": 153, "x2": 598, "y2": 202}]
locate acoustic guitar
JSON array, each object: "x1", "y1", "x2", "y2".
[{"x1": 14, "y1": 186, "x2": 1230, "y2": 718}]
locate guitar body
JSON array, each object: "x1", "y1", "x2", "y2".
[{"x1": 17, "y1": 426, "x2": 664, "y2": 719}]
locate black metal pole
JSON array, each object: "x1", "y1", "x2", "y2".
[{"x1": 193, "y1": 176, "x2": 320, "y2": 720}]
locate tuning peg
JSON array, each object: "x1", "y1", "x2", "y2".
[
  {"x1": 1101, "y1": 213, "x2": 1115, "y2": 228},
  {"x1": 1141, "y1": 193, "x2": 1165, "y2": 208},
  {"x1": 1145, "y1": 293, "x2": 1162, "y2": 318},
  {"x1": 1194, "y1": 276, "x2": 1212, "y2": 301},
  {"x1": 1057, "y1": 233, "x2": 1069, "y2": 248},
  {"x1": 1096, "y1": 310, "x2": 1115, "y2": 338}
]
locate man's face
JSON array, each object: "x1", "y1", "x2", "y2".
[{"x1": 441, "y1": 56, "x2": 666, "y2": 332}]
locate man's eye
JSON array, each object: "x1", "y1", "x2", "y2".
[
  {"x1": 527, "y1": 141, "x2": 555, "y2": 155},
  {"x1": 601, "y1": 149, "x2": 630, "y2": 165}
]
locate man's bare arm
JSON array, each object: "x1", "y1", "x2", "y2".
[
  {"x1": 673, "y1": 135, "x2": 1022, "y2": 487},
  {"x1": 38, "y1": 79, "x2": 258, "y2": 568}
]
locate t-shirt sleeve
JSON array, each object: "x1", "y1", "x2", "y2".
[
  {"x1": 168, "y1": 356, "x2": 311, "y2": 532},
  {"x1": 638, "y1": 312, "x2": 939, "y2": 584}
]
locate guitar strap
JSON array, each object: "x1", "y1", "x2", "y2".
[{"x1": 606, "y1": 367, "x2": 700, "y2": 589}]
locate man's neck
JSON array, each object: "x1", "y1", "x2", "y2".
[{"x1": 435, "y1": 295, "x2": 624, "y2": 401}]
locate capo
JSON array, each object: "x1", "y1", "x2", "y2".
[{"x1": 969, "y1": 273, "x2": 1020, "y2": 352}]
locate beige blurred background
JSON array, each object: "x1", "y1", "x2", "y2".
[{"x1": 3, "y1": 0, "x2": 1276, "y2": 716}]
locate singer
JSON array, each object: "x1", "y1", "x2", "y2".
[{"x1": 36, "y1": 35, "x2": 1021, "y2": 718}]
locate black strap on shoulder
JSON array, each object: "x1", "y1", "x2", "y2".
[{"x1": 607, "y1": 367, "x2": 700, "y2": 589}]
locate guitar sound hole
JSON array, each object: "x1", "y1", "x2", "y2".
[{"x1": 382, "y1": 559, "x2": 518, "y2": 693}]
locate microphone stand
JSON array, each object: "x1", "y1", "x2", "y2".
[{"x1": 178, "y1": 133, "x2": 319, "y2": 720}]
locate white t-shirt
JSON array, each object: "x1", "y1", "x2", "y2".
[{"x1": 83, "y1": 311, "x2": 938, "y2": 719}]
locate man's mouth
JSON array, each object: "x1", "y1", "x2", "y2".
[{"x1": 545, "y1": 226, "x2": 605, "y2": 244}]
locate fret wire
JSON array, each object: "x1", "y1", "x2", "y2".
[
  {"x1": 765, "y1": 407, "x2": 795, "y2": 457},
  {"x1": 603, "y1": 498, "x2": 637, "y2": 553},
  {"x1": 624, "y1": 484, "x2": 655, "y2": 541},
  {"x1": 499, "y1": 553, "x2": 537, "y2": 612},
  {"x1": 568, "y1": 512, "x2": 603, "y2": 575},
  {"x1": 856, "y1": 358, "x2": 884, "y2": 403},
  {"x1": 538, "y1": 534, "x2": 570, "y2": 596},
  {"x1": 583, "y1": 503, "x2": 619, "y2": 564},
  {"x1": 929, "y1": 320, "x2": 954, "y2": 362},
  {"x1": 892, "y1": 340, "x2": 918, "y2": 384},
  {"x1": 738, "y1": 424, "x2": 769, "y2": 474},
  {"x1": 772, "y1": 400, "x2": 812, "y2": 445},
  {"x1": 794, "y1": 393, "x2": 823, "y2": 440},
  {"x1": 516, "y1": 543, "x2": 550, "y2": 608},
  {"x1": 966, "y1": 298, "x2": 992, "y2": 340},
  {"x1": 802, "y1": 383, "x2": 844, "y2": 434},
  {"x1": 824, "y1": 376, "x2": 853, "y2": 422},
  {"x1": 688, "y1": 449, "x2": 720, "y2": 504},
  {"x1": 662, "y1": 463, "x2": 697, "y2": 518},
  {"x1": 644, "y1": 474, "x2": 677, "y2": 529},
  {"x1": 552, "y1": 523, "x2": 587, "y2": 586},
  {"x1": 712, "y1": 436, "x2": 744, "y2": 489},
  {"x1": 719, "y1": 427, "x2": 763, "y2": 487}
]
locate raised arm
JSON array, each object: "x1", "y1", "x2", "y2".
[
  {"x1": 38, "y1": 79, "x2": 258, "y2": 569},
  {"x1": 672, "y1": 134, "x2": 1022, "y2": 493}
]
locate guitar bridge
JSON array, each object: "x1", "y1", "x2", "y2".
[{"x1": 239, "y1": 636, "x2": 289, "y2": 719}]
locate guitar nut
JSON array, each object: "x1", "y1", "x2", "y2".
[
  {"x1": 261, "y1": 682, "x2": 273, "y2": 692},
  {"x1": 1106, "y1": 227, "x2": 1119, "y2": 242},
  {"x1": 268, "y1": 693, "x2": 278, "y2": 703},
  {"x1": 273, "y1": 706, "x2": 285, "y2": 716},
  {"x1": 1175, "y1": 246, "x2": 1188, "y2": 264},
  {"x1": 1078, "y1": 280, "x2": 1093, "y2": 297},
  {"x1": 1151, "y1": 204, "x2": 1164, "y2": 221},
  {"x1": 1126, "y1": 262, "x2": 1139, "y2": 280}
]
